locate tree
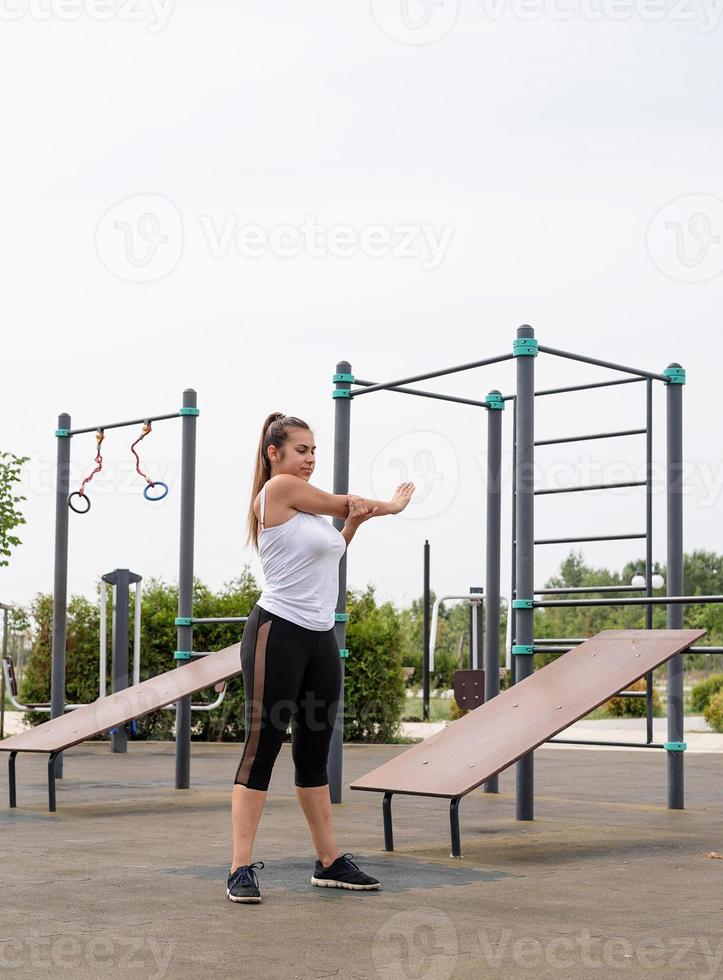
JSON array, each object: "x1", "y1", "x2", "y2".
[{"x1": 0, "y1": 451, "x2": 30, "y2": 568}]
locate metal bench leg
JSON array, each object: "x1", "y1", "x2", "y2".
[
  {"x1": 382, "y1": 792, "x2": 394, "y2": 851},
  {"x1": 48, "y1": 752, "x2": 58, "y2": 812},
  {"x1": 450, "y1": 797, "x2": 462, "y2": 858},
  {"x1": 9, "y1": 752, "x2": 17, "y2": 808}
]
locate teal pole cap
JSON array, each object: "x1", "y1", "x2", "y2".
[
  {"x1": 484, "y1": 391, "x2": 505, "y2": 411},
  {"x1": 663, "y1": 366, "x2": 686, "y2": 385}
]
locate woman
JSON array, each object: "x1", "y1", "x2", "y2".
[{"x1": 228, "y1": 412, "x2": 414, "y2": 903}]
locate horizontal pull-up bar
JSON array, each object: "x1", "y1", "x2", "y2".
[
  {"x1": 534, "y1": 533, "x2": 646, "y2": 545},
  {"x1": 535, "y1": 428, "x2": 647, "y2": 447},
  {"x1": 537, "y1": 345, "x2": 670, "y2": 383},
  {"x1": 534, "y1": 586, "x2": 647, "y2": 595},
  {"x1": 353, "y1": 379, "x2": 489, "y2": 408},
  {"x1": 189, "y1": 617, "x2": 249, "y2": 625},
  {"x1": 67, "y1": 411, "x2": 192, "y2": 437},
  {"x1": 500, "y1": 375, "x2": 646, "y2": 402},
  {"x1": 350, "y1": 352, "x2": 515, "y2": 397},
  {"x1": 534, "y1": 480, "x2": 647, "y2": 497},
  {"x1": 534, "y1": 594, "x2": 723, "y2": 609}
]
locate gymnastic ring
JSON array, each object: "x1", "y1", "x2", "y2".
[
  {"x1": 144, "y1": 481, "x2": 169, "y2": 502},
  {"x1": 68, "y1": 491, "x2": 91, "y2": 514}
]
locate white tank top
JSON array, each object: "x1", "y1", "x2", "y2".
[{"x1": 256, "y1": 482, "x2": 346, "y2": 631}]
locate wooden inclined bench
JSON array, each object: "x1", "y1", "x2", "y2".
[
  {"x1": 349, "y1": 629, "x2": 705, "y2": 856},
  {"x1": 0, "y1": 643, "x2": 241, "y2": 811}
]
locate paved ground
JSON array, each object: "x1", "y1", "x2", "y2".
[{"x1": 0, "y1": 740, "x2": 721, "y2": 979}]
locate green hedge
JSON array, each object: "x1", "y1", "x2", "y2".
[
  {"x1": 17, "y1": 573, "x2": 406, "y2": 744},
  {"x1": 690, "y1": 674, "x2": 723, "y2": 713},
  {"x1": 704, "y1": 691, "x2": 723, "y2": 733}
]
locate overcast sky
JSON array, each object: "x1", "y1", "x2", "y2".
[{"x1": 1, "y1": 1, "x2": 722, "y2": 620}]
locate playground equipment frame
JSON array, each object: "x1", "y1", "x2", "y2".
[{"x1": 331, "y1": 325, "x2": 722, "y2": 820}]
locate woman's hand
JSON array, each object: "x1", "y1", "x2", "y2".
[
  {"x1": 389, "y1": 482, "x2": 415, "y2": 515},
  {"x1": 346, "y1": 494, "x2": 379, "y2": 525}
]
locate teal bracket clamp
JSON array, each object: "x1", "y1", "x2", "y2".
[
  {"x1": 513, "y1": 338, "x2": 539, "y2": 357},
  {"x1": 333, "y1": 373, "x2": 355, "y2": 383},
  {"x1": 334, "y1": 612, "x2": 350, "y2": 622},
  {"x1": 179, "y1": 407, "x2": 200, "y2": 416},
  {"x1": 512, "y1": 644, "x2": 534, "y2": 655},
  {"x1": 175, "y1": 617, "x2": 193, "y2": 627},
  {"x1": 174, "y1": 650, "x2": 193, "y2": 661},
  {"x1": 339, "y1": 648, "x2": 349, "y2": 658},
  {"x1": 663, "y1": 367, "x2": 686, "y2": 385},
  {"x1": 484, "y1": 392, "x2": 505, "y2": 411},
  {"x1": 512, "y1": 598, "x2": 534, "y2": 609},
  {"x1": 332, "y1": 389, "x2": 353, "y2": 399},
  {"x1": 664, "y1": 741, "x2": 687, "y2": 752},
  {"x1": 55, "y1": 429, "x2": 71, "y2": 437}
]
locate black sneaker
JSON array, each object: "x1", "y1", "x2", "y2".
[
  {"x1": 226, "y1": 861, "x2": 265, "y2": 903},
  {"x1": 311, "y1": 853, "x2": 380, "y2": 891}
]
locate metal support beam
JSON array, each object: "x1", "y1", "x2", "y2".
[
  {"x1": 175, "y1": 389, "x2": 198, "y2": 790},
  {"x1": 51, "y1": 412, "x2": 71, "y2": 780},
  {"x1": 350, "y1": 352, "x2": 515, "y2": 397},
  {"x1": 666, "y1": 365, "x2": 685, "y2": 809},
  {"x1": 483, "y1": 394, "x2": 503, "y2": 793},
  {"x1": 329, "y1": 361, "x2": 352, "y2": 804},
  {"x1": 514, "y1": 326, "x2": 535, "y2": 821}
]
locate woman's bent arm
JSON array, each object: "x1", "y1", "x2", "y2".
[{"x1": 271, "y1": 474, "x2": 349, "y2": 519}]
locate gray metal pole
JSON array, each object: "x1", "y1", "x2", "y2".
[
  {"x1": 645, "y1": 381, "x2": 654, "y2": 744},
  {"x1": 484, "y1": 393, "x2": 503, "y2": 794},
  {"x1": 103, "y1": 569, "x2": 142, "y2": 752},
  {"x1": 51, "y1": 413, "x2": 71, "y2": 778},
  {"x1": 0, "y1": 606, "x2": 7, "y2": 740},
  {"x1": 329, "y1": 361, "x2": 352, "y2": 804},
  {"x1": 175, "y1": 389, "x2": 198, "y2": 790},
  {"x1": 469, "y1": 587, "x2": 483, "y2": 669},
  {"x1": 514, "y1": 327, "x2": 536, "y2": 821},
  {"x1": 666, "y1": 364, "x2": 685, "y2": 809},
  {"x1": 423, "y1": 540, "x2": 430, "y2": 722}
]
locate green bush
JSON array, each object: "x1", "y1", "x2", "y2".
[
  {"x1": 690, "y1": 674, "x2": 723, "y2": 713},
  {"x1": 604, "y1": 678, "x2": 662, "y2": 718},
  {"x1": 704, "y1": 690, "x2": 723, "y2": 733},
  {"x1": 343, "y1": 586, "x2": 406, "y2": 742}
]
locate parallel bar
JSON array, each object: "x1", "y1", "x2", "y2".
[
  {"x1": 534, "y1": 586, "x2": 645, "y2": 595},
  {"x1": 351, "y1": 379, "x2": 489, "y2": 408},
  {"x1": 645, "y1": 379, "x2": 654, "y2": 745},
  {"x1": 535, "y1": 533, "x2": 646, "y2": 545},
  {"x1": 536, "y1": 642, "x2": 723, "y2": 655},
  {"x1": 538, "y1": 345, "x2": 669, "y2": 383},
  {"x1": 534, "y1": 480, "x2": 646, "y2": 496},
  {"x1": 190, "y1": 617, "x2": 249, "y2": 625},
  {"x1": 350, "y1": 352, "x2": 515, "y2": 397},
  {"x1": 549, "y1": 739, "x2": 665, "y2": 749},
  {"x1": 535, "y1": 595, "x2": 723, "y2": 608},
  {"x1": 68, "y1": 412, "x2": 182, "y2": 436},
  {"x1": 500, "y1": 376, "x2": 645, "y2": 402},
  {"x1": 535, "y1": 428, "x2": 646, "y2": 447}
]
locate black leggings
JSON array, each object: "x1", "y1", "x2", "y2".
[{"x1": 234, "y1": 603, "x2": 342, "y2": 791}]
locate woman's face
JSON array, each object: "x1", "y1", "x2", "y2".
[{"x1": 271, "y1": 427, "x2": 315, "y2": 481}]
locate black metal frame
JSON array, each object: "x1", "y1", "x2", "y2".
[
  {"x1": 382, "y1": 791, "x2": 464, "y2": 858},
  {"x1": 7, "y1": 750, "x2": 60, "y2": 812}
]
